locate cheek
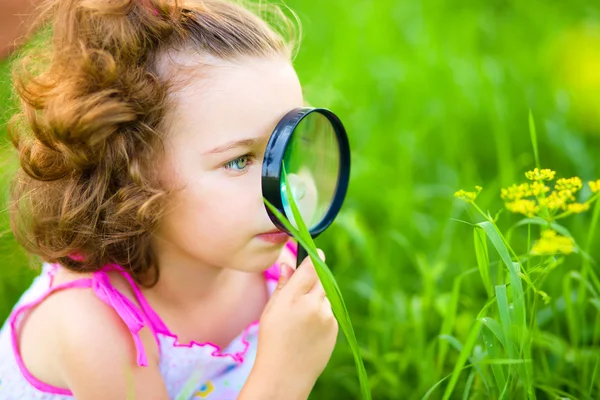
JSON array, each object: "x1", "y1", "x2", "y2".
[
  {"x1": 154, "y1": 145, "x2": 181, "y2": 192},
  {"x1": 156, "y1": 161, "x2": 268, "y2": 249},
  {"x1": 180, "y1": 172, "x2": 261, "y2": 229}
]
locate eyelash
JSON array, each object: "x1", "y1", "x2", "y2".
[{"x1": 223, "y1": 153, "x2": 254, "y2": 174}]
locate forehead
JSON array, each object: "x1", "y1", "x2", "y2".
[{"x1": 160, "y1": 53, "x2": 304, "y2": 150}]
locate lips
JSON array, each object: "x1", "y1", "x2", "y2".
[
  {"x1": 256, "y1": 229, "x2": 289, "y2": 244},
  {"x1": 261, "y1": 229, "x2": 284, "y2": 235}
]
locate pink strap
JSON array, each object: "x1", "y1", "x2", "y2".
[
  {"x1": 100, "y1": 264, "x2": 169, "y2": 336},
  {"x1": 92, "y1": 271, "x2": 150, "y2": 366}
]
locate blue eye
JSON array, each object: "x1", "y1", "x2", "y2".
[{"x1": 224, "y1": 154, "x2": 251, "y2": 172}]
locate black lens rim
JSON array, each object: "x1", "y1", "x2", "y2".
[{"x1": 261, "y1": 107, "x2": 350, "y2": 238}]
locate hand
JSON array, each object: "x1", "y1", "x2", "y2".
[{"x1": 251, "y1": 250, "x2": 338, "y2": 397}]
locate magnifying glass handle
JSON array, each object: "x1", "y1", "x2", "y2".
[{"x1": 296, "y1": 244, "x2": 309, "y2": 268}]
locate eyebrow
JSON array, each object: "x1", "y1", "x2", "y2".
[{"x1": 203, "y1": 138, "x2": 259, "y2": 155}]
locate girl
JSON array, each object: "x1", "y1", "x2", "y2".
[{"x1": 0, "y1": 0, "x2": 338, "y2": 399}]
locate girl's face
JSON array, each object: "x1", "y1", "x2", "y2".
[{"x1": 154, "y1": 55, "x2": 304, "y2": 273}]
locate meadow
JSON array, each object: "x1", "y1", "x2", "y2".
[{"x1": 1, "y1": 0, "x2": 600, "y2": 398}]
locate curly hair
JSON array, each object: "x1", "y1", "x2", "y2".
[{"x1": 8, "y1": 0, "x2": 299, "y2": 285}]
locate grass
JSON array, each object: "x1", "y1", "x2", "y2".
[{"x1": 2, "y1": 0, "x2": 600, "y2": 398}]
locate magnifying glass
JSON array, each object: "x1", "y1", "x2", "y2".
[{"x1": 262, "y1": 107, "x2": 350, "y2": 267}]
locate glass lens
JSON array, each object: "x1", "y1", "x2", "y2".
[{"x1": 280, "y1": 112, "x2": 340, "y2": 230}]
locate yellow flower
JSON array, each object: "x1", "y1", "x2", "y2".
[
  {"x1": 536, "y1": 193, "x2": 558, "y2": 211},
  {"x1": 567, "y1": 203, "x2": 590, "y2": 213},
  {"x1": 556, "y1": 189, "x2": 576, "y2": 203},
  {"x1": 454, "y1": 186, "x2": 482, "y2": 203},
  {"x1": 501, "y1": 183, "x2": 531, "y2": 201},
  {"x1": 555, "y1": 177, "x2": 583, "y2": 192},
  {"x1": 530, "y1": 181, "x2": 550, "y2": 196},
  {"x1": 538, "y1": 192, "x2": 566, "y2": 211},
  {"x1": 505, "y1": 199, "x2": 538, "y2": 217},
  {"x1": 531, "y1": 230, "x2": 575, "y2": 255},
  {"x1": 525, "y1": 168, "x2": 556, "y2": 181},
  {"x1": 589, "y1": 180, "x2": 600, "y2": 193}
]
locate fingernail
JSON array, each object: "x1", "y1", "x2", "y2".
[{"x1": 317, "y1": 249, "x2": 326, "y2": 261}]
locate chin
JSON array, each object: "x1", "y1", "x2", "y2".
[
  {"x1": 214, "y1": 238, "x2": 286, "y2": 273},
  {"x1": 240, "y1": 248, "x2": 281, "y2": 274}
]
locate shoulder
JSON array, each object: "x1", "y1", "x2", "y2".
[
  {"x1": 51, "y1": 268, "x2": 160, "y2": 367},
  {"x1": 19, "y1": 269, "x2": 161, "y2": 396},
  {"x1": 57, "y1": 281, "x2": 158, "y2": 363},
  {"x1": 55, "y1": 287, "x2": 162, "y2": 395}
]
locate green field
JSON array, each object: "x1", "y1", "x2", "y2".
[{"x1": 2, "y1": 0, "x2": 600, "y2": 398}]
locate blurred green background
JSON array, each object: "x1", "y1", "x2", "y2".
[{"x1": 2, "y1": 0, "x2": 600, "y2": 398}]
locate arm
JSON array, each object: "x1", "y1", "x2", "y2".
[
  {"x1": 238, "y1": 363, "x2": 314, "y2": 400},
  {"x1": 54, "y1": 289, "x2": 169, "y2": 400}
]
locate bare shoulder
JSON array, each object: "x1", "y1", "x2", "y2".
[{"x1": 19, "y1": 270, "x2": 166, "y2": 399}]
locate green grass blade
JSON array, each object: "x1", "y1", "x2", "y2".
[
  {"x1": 580, "y1": 193, "x2": 600, "y2": 312},
  {"x1": 477, "y1": 222, "x2": 520, "y2": 279},
  {"x1": 265, "y1": 199, "x2": 370, "y2": 399},
  {"x1": 481, "y1": 317, "x2": 508, "y2": 350},
  {"x1": 280, "y1": 165, "x2": 312, "y2": 244},
  {"x1": 441, "y1": 298, "x2": 495, "y2": 400},
  {"x1": 421, "y1": 365, "x2": 473, "y2": 400},
  {"x1": 585, "y1": 192, "x2": 600, "y2": 252},
  {"x1": 462, "y1": 371, "x2": 476, "y2": 400},
  {"x1": 528, "y1": 110, "x2": 540, "y2": 169},
  {"x1": 563, "y1": 272, "x2": 578, "y2": 346},
  {"x1": 475, "y1": 220, "x2": 535, "y2": 396},
  {"x1": 495, "y1": 285, "x2": 516, "y2": 359},
  {"x1": 498, "y1": 376, "x2": 511, "y2": 400},
  {"x1": 474, "y1": 228, "x2": 493, "y2": 298},
  {"x1": 437, "y1": 268, "x2": 477, "y2": 374},
  {"x1": 482, "y1": 325, "x2": 507, "y2": 392},
  {"x1": 588, "y1": 354, "x2": 600, "y2": 398},
  {"x1": 509, "y1": 262, "x2": 526, "y2": 338},
  {"x1": 439, "y1": 334, "x2": 490, "y2": 391}
]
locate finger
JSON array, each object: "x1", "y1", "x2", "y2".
[
  {"x1": 322, "y1": 297, "x2": 334, "y2": 317},
  {"x1": 272, "y1": 263, "x2": 293, "y2": 296},
  {"x1": 322, "y1": 296, "x2": 332, "y2": 310},
  {"x1": 286, "y1": 257, "x2": 319, "y2": 294},
  {"x1": 308, "y1": 276, "x2": 326, "y2": 299},
  {"x1": 317, "y1": 249, "x2": 326, "y2": 262}
]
